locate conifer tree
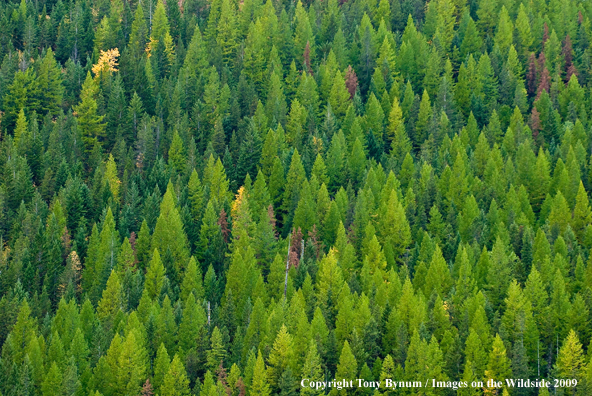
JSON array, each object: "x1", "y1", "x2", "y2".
[
  {"x1": 42, "y1": 361, "x2": 63, "y2": 396},
  {"x1": 378, "y1": 189, "x2": 411, "y2": 266},
  {"x1": 37, "y1": 48, "x2": 64, "y2": 115},
  {"x1": 572, "y1": 182, "x2": 591, "y2": 241},
  {"x1": 486, "y1": 238, "x2": 514, "y2": 311},
  {"x1": 75, "y1": 72, "x2": 105, "y2": 152},
  {"x1": 181, "y1": 257, "x2": 203, "y2": 301},
  {"x1": 161, "y1": 354, "x2": 190, "y2": 396},
  {"x1": 115, "y1": 330, "x2": 146, "y2": 395},
  {"x1": 168, "y1": 131, "x2": 186, "y2": 175},
  {"x1": 328, "y1": 70, "x2": 350, "y2": 119},
  {"x1": 153, "y1": 343, "x2": 170, "y2": 392},
  {"x1": 178, "y1": 292, "x2": 206, "y2": 356},
  {"x1": 251, "y1": 351, "x2": 271, "y2": 396},
  {"x1": 335, "y1": 341, "x2": 357, "y2": 383},
  {"x1": 301, "y1": 340, "x2": 323, "y2": 396},
  {"x1": 425, "y1": 245, "x2": 453, "y2": 297},
  {"x1": 387, "y1": 96, "x2": 405, "y2": 147},
  {"x1": 555, "y1": 330, "x2": 586, "y2": 383},
  {"x1": 97, "y1": 270, "x2": 124, "y2": 329},
  {"x1": 145, "y1": 249, "x2": 165, "y2": 300},
  {"x1": 207, "y1": 326, "x2": 227, "y2": 371},
  {"x1": 515, "y1": 4, "x2": 533, "y2": 59},
  {"x1": 485, "y1": 335, "x2": 512, "y2": 389},
  {"x1": 282, "y1": 149, "x2": 307, "y2": 231},
  {"x1": 415, "y1": 90, "x2": 432, "y2": 148},
  {"x1": 151, "y1": 184, "x2": 190, "y2": 279},
  {"x1": 243, "y1": 20, "x2": 269, "y2": 94},
  {"x1": 216, "y1": 0, "x2": 238, "y2": 66},
  {"x1": 1, "y1": 0, "x2": 592, "y2": 392},
  {"x1": 268, "y1": 325, "x2": 295, "y2": 389},
  {"x1": 494, "y1": 7, "x2": 513, "y2": 55}
]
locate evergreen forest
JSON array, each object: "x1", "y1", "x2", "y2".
[{"x1": 1, "y1": 0, "x2": 592, "y2": 394}]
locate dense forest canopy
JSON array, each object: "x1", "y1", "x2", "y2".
[{"x1": 0, "y1": 0, "x2": 592, "y2": 394}]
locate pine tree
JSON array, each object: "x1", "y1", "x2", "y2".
[
  {"x1": 251, "y1": 351, "x2": 271, "y2": 396},
  {"x1": 168, "y1": 130, "x2": 186, "y2": 175},
  {"x1": 572, "y1": 182, "x2": 591, "y2": 241},
  {"x1": 145, "y1": 249, "x2": 165, "y2": 300},
  {"x1": 216, "y1": 0, "x2": 238, "y2": 66},
  {"x1": 378, "y1": 189, "x2": 411, "y2": 266},
  {"x1": 74, "y1": 72, "x2": 105, "y2": 152},
  {"x1": 335, "y1": 341, "x2": 357, "y2": 383},
  {"x1": 316, "y1": 249, "x2": 345, "y2": 320},
  {"x1": 425, "y1": 245, "x2": 453, "y2": 298},
  {"x1": 364, "y1": 93, "x2": 385, "y2": 147},
  {"x1": 151, "y1": 184, "x2": 190, "y2": 280},
  {"x1": 6, "y1": 300, "x2": 37, "y2": 366},
  {"x1": 282, "y1": 149, "x2": 307, "y2": 232},
  {"x1": 42, "y1": 361, "x2": 63, "y2": 396},
  {"x1": 153, "y1": 343, "x2": 170, "y2": 393},
  {"x1": 548, "y1": 191, "x2": 571, "y2": 235},
  {"x1": 115, "y1": 330, "x2": 147, "y2": 395},
  {"x1": 415, "y1": 89, "x2": 432, "y2": 148},
  {"x1": 486, "y1": 238, "x2": 514, "y2": 311},
  {"x1": 347, "y1": 139, "x2": 367, "y2": 191},
  {"x1": 301, "y1": 340, "x2": 323, "y2": 396},
  {"x1": 328, "y1": 70, "x2": 350, "y2": 120},
  {"x1": 161, "y1": 354, "x2": 190, "y2": 396},
  {"x1": 12, "y1": 108, "x2": 29, "y2": 153},
  {"x1": 292, "y1": 180, "x2": 316, "y2": 236},
  {"x1": 97, "y1": 270, "x2": 124, "y2": 331},
  {"x1": 294, "y1": 1, "x2": 315, "y2": 71},
  {"x1": 494, "y1": 7, "x2": 513, "y2": 55},
  {"x1": 387, "y1": 96, "x2": 405, "y2": 147},
  {"x1": 181, "y1": 257, "x2": 204, "y2": 301},
  {"x1": 268, "y1": 325, "x2": 295, "y2": 389},
  {"x1": 460, "y1": 14, "x2": 483, "y2": 59},
  {"x1": 515, "y1": 4, "x2": 533, "y2": 59},
  {"x1": 128, "y1": 4, "x2": 148, "y2": 60},
  {"x1": 484, "y1": 335, "x2": 512, "y2": 388},
  {"x1": 37, "y1": 48, "x2": 64, "y2": 115},
  {"x1": 206, "y1": 326, "x2": 227, "y2": 370},
  {"x1": 104, "y1": 154, "x2": 120, "y2": 202},
  {"x1": 477, "y1": 0, "x2": 499, "y2": 37},
  {"x1": 464, "y1": 328, "x2": 488, "y2": 379},
  {"x1": 3, "y1": 67, "x2": 40, "y2": 131},
  {"x1": 555, "y1": 330, "x2": 586, "y2": 382},
  {"x1": 434, "y1": 0, "x2": 456, "y2": 51},
  {"x1": 178, "y1": 292, "x2": 206, "y2": 356}
]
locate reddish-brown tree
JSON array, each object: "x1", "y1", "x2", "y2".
[
  {"x1": 345, "y1": 65, "x2": 358, "y2": 99},
  {"x1": 530, "y1": 107, "x2": 541, "y2": 139},
  {"x1": 527, "y1": 53, "x2": 537, "y2": 96},
  {"x1": 303, "y1": 42, "x2": 313, "y2": 74},
  {"x1": 536, "y1": 68, "x2": 550, "y2": 99},
  {"x1": 218, "y1": 209, "x2": 230, "y2": 243}
]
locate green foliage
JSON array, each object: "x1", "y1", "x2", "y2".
[
  {"x1": 145, "y1": 249, "x2": 166, "y2": 300},
  {"x1": 151, "y1": 184, "x2": 191, "y2": 280},
  {"x1": 74, "y1": 73, "x2": 105, "y2": 152},
  {"x1": 0, "y1": 0, "x2": 591, "y2": 393}
]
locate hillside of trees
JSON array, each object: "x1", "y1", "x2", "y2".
[{"x1": 1, "y1": 0, "x2": 592, "y2": 394}]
